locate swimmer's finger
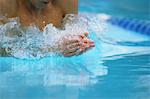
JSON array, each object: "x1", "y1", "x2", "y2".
[
  {"x1": 79, "y1": 32, "x2": 89, "y2": 39},
  {"x1": 66, "y1": 44, "x2": 81, "y2": 53},
  {"x1": 65, "y1": 39, "x2": 80, "y2": 45},
  {"x1": 69, "y1": 47, "x2": 86, "y2": 56},
  {"x1": 67, "y1": 43, "x2": 81, "y2": 49},
  {"x1": 64, "y1": 43, "x2": 95, "y2": 57},
  {"x1": 63, "y1": 47, "x2": 79, "y2": 54},
  {"x1": 63, "y1": 51, "x2": 77, "y2": 57},
  {"x1": 78, "y1": 42, "x2": 94, "y2": 52},
  {"x1": 63, "y1": 47, "x2": 83, "y2": 56},
  {"x1": 83, "y1": 32, "x2": 88, "y2": 37},
  {"x1": 64, "y1": 46, "x2": 88, "y2": 57},
  {"x1": 83, "y1": 38, "x2": 94, "y2": 42},
  {"x1": 83, "y1": 38, "x2": 94, "y2": 45}
]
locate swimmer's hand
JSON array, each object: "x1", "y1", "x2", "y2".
[{"x1": 59, "y1": 33, "x2": 94, "y2": 57}]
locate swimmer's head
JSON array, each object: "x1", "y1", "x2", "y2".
[{"x1": 29, "y1": 0, "x2": 51, "y2": 9}]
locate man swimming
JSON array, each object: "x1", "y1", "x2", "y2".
[{"x1": 0, "y1": 0, "x2": 94, "y2": 57}]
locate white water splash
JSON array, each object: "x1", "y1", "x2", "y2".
[
  {"x1": 0, "y1": 14, "x2": 106, "y2": 59},
  {"x1": 0, "y1": 14, "x2": 108, "y2": 87}
]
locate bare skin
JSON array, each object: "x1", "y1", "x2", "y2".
[{"x1": 0, "y1": 0, "x2": 94, "y2": 57}]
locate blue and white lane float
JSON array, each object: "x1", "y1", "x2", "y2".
[
  {"x1": 97, "y1": 14, "x2": 150, "y2": 36},
  {"x1": 106, "y1": 16, "x2": 150, "y2": 36}
]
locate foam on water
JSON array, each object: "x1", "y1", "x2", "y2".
[{"x1": 0, "y1": 14, "x2": 106, "y2": 59}]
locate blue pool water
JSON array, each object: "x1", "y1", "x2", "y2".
[
  {"x1": 79, "y1": 0, "x2": 150, "y2": 20},
  {"x1": 0, "y1": 0, "x2": 150, "y2": 99}
]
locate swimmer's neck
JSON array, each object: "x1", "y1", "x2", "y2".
[{"x1": 16, "y1": 0, "x2": 64, "y2": 31}]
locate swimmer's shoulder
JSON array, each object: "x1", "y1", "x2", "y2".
[{"x1": 0, "y1": 0, "x2": 18, "y2": 18}]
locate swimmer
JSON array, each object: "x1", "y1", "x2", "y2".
[{"x1": 0, "y1": 0, "x2": 94, "y2": 56}]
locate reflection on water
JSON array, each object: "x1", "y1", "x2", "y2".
[
  {"x1": 80, "y1": 53, "x2": 150, "y2": 99},
  {"x1": 0, "y1": 46, "x2": 108, "y2": 87},
  {"x1": 0, "y1": 54, "x2": 108, "y2": 99}
]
